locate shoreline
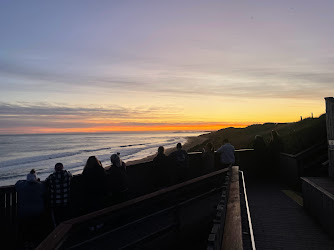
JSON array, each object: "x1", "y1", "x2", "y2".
[
  {"x1": 126, "y1": 135, "x2": 208, "y2": 166},
  {"x1": 0, "y1": 132, "x2": 209, "y2": 186}
]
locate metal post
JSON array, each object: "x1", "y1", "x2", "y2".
[{"x1": 325, "y1": 97, "x2": 334, "y2": 177}]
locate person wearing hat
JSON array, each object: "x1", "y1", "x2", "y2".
[
  {"x1": 15, "y1": 169, "x2": 47, "y2": 248},
  {"x1": 45, "y1": 163, "x2": 72, "y2": 227}
]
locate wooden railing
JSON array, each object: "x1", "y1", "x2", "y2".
[
  {"x1": 207, "y1": 167, "x2": 256, "y2": 250},
  {"x1": 280, "y1": 142, "x2": 328, "y2": 189},
  {"x1": 0, "y1": 185, "x2": 17, "y2": 240},
  {"x1": 36, "y1": 168, "x2": 229, "y2": 249},
  {"x1": 207, "y1": 166, "x2": 247, "y2": 250},
  {"x1": 207, "y1": 168, "x2": 231, "y2": 250},
  {"x1": 0, "y1": 149, "x2": 256, "y2": 249}
]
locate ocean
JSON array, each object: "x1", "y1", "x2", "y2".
[{"x1": 0, "y1": 131, "x2": 205, "y2": 186}]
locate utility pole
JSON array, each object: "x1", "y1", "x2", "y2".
[{"x1": 325, "y1": 97, "x2": 334, "y2": 177}]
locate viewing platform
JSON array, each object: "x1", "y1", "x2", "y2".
[{"x1": 1, "y1": 145, "x2": 334, "y2": 249}]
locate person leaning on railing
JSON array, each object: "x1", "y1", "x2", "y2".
[
  {"x1": 201, "y1": 142, "x2": 215, "y2": 174},
  {"x1": 216, "y1": 138, "x2": 235, "y2": 169},
  {"x1": 45, "y1": 162, "x2": 72, "y2": 227},
  {"x1": 15, "y1": 169, "x2": 47, "y2": 249},
  {"x1": 169, "y1": 143, "x2": 189, "y2": 183},
  {"x1": 153, "y1": 146, "x2": 171, "y2": 188},
  {"x1": 108, "y1": 153, "x2": 128, "y2": 203},
  {"x1": 82, "y1": 156, "x2": 108, "y2": 213}
]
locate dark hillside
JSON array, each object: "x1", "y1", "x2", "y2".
[{"x1": 190, "y1": 114, "x2": 327, "y2": 155}]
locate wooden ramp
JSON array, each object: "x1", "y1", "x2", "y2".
[{"x1": 246, "y1": 178, "x2": 334, "y2": 250}]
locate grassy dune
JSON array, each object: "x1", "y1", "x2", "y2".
[{"x1": 189, "y1": 114, "x2": 327, "y2": 155}]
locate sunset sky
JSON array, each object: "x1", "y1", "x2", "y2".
[{"x1": 0, "y1": 0, "x2": 333, "y2": 134}]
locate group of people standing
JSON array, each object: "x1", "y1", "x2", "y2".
[
  {"x1": 253, "y1": 130, "x2": 283, "y2": 176},
  {"x1": 14, "y1": 140, "x2": 237, "y2": 248},
  {"x1": 14, "y1": 153, "x2": 127, "y2": 249},
  {"x1": 153, "y1": 140, "x2": 235, "y2": 188},
  {"x1": 202, "y1": 139, "x2": 236, "y2": 172},
  {"x1": 153, "y1": 143, "x2": 189, "y2": 188}
]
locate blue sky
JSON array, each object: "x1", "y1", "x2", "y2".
[{"x1": 0, "y1": 0, "x2": 333, "y2": 133}]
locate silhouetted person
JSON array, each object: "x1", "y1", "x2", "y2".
[
  {"x1": 269, "y1": 130, "x2": 283, "y2": 176},
  {"x1": 253, "y1": 135, "x2": 268, "y2": 175},
  {"x1": 201, "y1": 142, "x2": 215, "y2": 174},
  {"x1": 216, "y1": 138, "x2": 235, "y2": 169},
  {"x1": 45, "y1": 163, "x2": 72, "y2": 227},
  {"x1": 153, "y1": 146, "x2": 170, "y2": 188},
  {"x1": 15, "y1": 169, "x2": 47, "y2": 249},
  {"x1": 169, "y1": 143, "x2": 189, "y2": 183},
  {"x1": 82, "y1": 156, "x2": 108, "y2": 213},
  {"x1": 109, "y1": 153, "x2": 128, "y2": 203}
]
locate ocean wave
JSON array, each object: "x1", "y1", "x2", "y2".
[
  {"x1": 0, "y1": 138, "x2": 188, "y2": 170},
  {"x1": 0, "y1": 132, "x2": 201, "y2": 186},
  {"x1": 0, "y1": 146, "x2": 112, "y2": 169},
  {"x1": 81, "y1": 147, "x2": 111, "y2": 153},
  {"x1": 0, "y1": 151, "x2": 81, "y2": 169},
  {"x1": 119, "y1": 143, "x2": 145, "y2": 148}
]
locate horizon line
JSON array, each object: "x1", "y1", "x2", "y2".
[{"x1": 0, "y1": 121, "x2": 297, "y2": 136}]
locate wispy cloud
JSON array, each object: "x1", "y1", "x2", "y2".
[
  {"x1": 0, "y1": 102, "x2": 186, "y2": 129},
  {"x1": 1, "y1": 54, "x2": 332, "y2": 101},
  {"x1": 0, "y1": 102, "x2": 248, "y2": 134}
]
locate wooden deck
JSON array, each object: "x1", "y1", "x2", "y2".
[{"x1": 246, "y1": 178, "x2": 334, "y2": 250}]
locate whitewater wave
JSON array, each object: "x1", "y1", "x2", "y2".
[
  {"x1": 81, "y1": 147, "x2": 111, "y2": 153},
  {"x1": 0, "y1": 146, "x2": 112, "y2": 169},
  {"x1": 0, "y1": 132, "x2": 203, "y2": 186},
  {"x1": 119, "y1": 143, "x2": 145, "y2": 148}
]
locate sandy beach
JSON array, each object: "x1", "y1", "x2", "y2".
[{"x1": 126, "y1": 134, "x2": 208, "y2": 166}]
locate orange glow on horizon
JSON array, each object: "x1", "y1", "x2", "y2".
[{"x1": 0, "y1": 123, "x2": 252, "y2": 135}]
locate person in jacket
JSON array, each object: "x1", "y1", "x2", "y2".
[
  {"x1": 45, "y1": 162, "x2": 72, "y2": 227},
  {"x1": 216, "y1": 138, "x2": 235, "y2": 168},
  {"x1": 15, "y1": 169, "x2": 47, "y2": 248},
  {"x1": 169, "y1": 143, "x2": 189, "y2": 183},
  {"x1": 109, "y1": 153, "x2": 128, "y2": 203},
  {"x1": 153, "y1": 146, "x2": 170, "y2": 188},
  {"x1": 253, "y1": 135, "x2": 268, "y2": 175},
  {"x1": 269, "y1": 130, "x2": 283, "y2": 175},
  {"x1": 82, "y1": 156, "x2": 108, "y2": 212},
  {"x1": 201, "y1": 142, "x2": 215, "y2": 174}
]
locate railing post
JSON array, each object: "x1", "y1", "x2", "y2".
[{"x1": 325, "y1": 97, "x2": 334, "y2": 177}]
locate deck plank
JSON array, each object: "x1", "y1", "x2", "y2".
[{"x1": 246, "y1": 178, "x2": 334, "y2": 249}]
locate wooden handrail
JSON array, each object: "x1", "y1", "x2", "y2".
[
  {"x1": 280, "y1": 141, "x2": 327, "y2": 159},
  {"x1": 36, "y1": 168, "x2": 228, "y2": 250},
  {"x1": 222, "y1": 166, "x2": 243, "y2": 250},
  {"x1": 300, "y1": 177, "x2": 334, "y2": 200}
]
